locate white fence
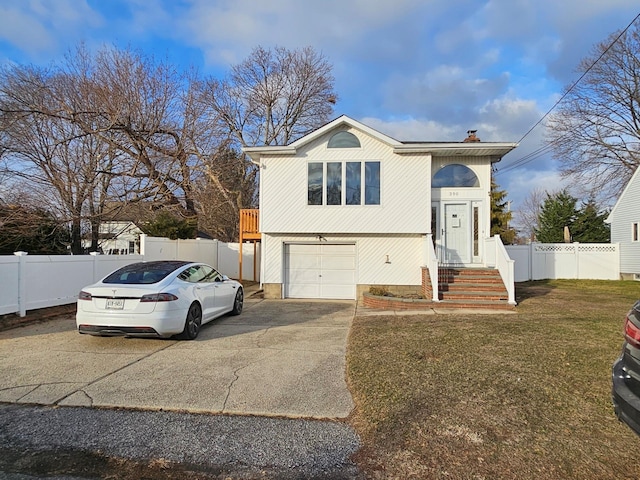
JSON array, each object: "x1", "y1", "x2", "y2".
[
  {"x1": 0, "y1": 235, "x2": 260, "y2": 317},
  {"x1": 505, "y1": 243, "x2": 620, "y2": 282},
  {"x1": 0, "y1": 253, "x2": 144, "y2": 317},
  {"x1": 140, "y1": 235, "x2": 260, "y2": 280}
]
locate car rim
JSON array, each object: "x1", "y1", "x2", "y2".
[
  {"x1": 187, "y1": 305, "x2": 201, "y2": 336},
  {"x1": 235, "y1": 290, "x2": 243, "y2": 312}
]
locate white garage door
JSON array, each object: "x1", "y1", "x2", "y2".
[{"x1": 284, "y1": 243, "x2": 356, "y2": 299}]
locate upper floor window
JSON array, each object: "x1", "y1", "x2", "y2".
[
  {"x1": 328, "y1": 131, "x2": 361, "y2": 148},
  {"x1": 432, "y1": 164, "x2": 479, "y2": 188},
  {"x1": 633, "y1": 222, "x2": 639, "y2": 242},
  {"x1": 308, "y1": 161, "x2": 380, "y2": 205}
]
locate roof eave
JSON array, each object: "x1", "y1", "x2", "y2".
[
  {"x1": 243, "y1": 146, "x2": 297, "y2": 162},
  {"x1": 393, "y1": 143, "x2": 518, "y2": 160}
]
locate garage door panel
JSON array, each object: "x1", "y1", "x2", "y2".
[
  {"x1": 288, "y1": 254, "x2": 321, "y2": 270},
  {"x1": 288, "y1": 244, "x2": 321, "y2": 255},
  {"x1": 321, "y1": 256, "x2": 356, "y2": 270},
  {"x1": 321, "y1": 269, "x2": 355, "y2": 284},
  {"x1": 287, "y1": 268, "x2": 319, "y2": 284},
  {"x1": 320, "y1": 244, "x2": 355, "y2": 255}
]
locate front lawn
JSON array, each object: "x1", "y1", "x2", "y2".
[{"x1": 347, "y1": 280, "x2": 640, "y2": 479}]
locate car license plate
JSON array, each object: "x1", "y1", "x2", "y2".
[{"x1": 105, "y1": 298, "x2": 125, "y2": 310}]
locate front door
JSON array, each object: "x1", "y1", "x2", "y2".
[{"x1": 443, "y1": 203, "x2": 470, "y2": 264}]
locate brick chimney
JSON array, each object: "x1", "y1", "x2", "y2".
[{"x1": 463, "y1": 130, "x2": 481, "y2": 142}]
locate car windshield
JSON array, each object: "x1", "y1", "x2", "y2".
[{"x1": 102, "y1": 261, "x2": 191, "y2": 284}]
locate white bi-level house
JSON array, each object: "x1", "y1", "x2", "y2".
[{"x1": 244, "y1": 115, "x2": 518, "y2": 306}]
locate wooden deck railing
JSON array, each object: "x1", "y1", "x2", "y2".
[{"x1": 239, "y1": 209, "x2": 260, "y2": 241}]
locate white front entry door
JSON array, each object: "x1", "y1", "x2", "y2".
[{"x1": 443, "y1": 203, "x2": 470, "y2": 264}]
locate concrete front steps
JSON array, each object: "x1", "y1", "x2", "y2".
[{"x1": 437, "y1": 267, "x2": 514, "y2": 310}]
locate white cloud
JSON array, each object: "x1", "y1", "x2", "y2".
[
  {"x1": 359, "y1": 116, "x2": 462, "y2": 142},
  {"x1": 176, "y1": 0, "x2": 437, "y2": 66},
  {"x1": 0, "y1": 5, "x2": 56, "y2": 55},
  {"x1": 0, "y1": 0, "x2": 102, "y2": 60},
  {"x1": 380, "y1": 66, "x2": 511, "y2": 125}
]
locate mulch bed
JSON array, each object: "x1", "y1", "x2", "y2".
[{"x1": 0, "y1": 304, "x2": 76, "y2": 332}]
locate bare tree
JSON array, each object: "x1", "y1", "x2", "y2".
[
  {"x1": 202, "y1": 45, "x2": 337, "y2": 148},
  {"x1": 513, "y1": 187, "x2": 548, "y2": 242},
  {"x1": 191, "y1": 145, "x2": 258, "y2": 241},
  {"x1": 0, "y1": 64, "x2": 112, "y2": 253},
  {"x1": 547, "y1": 19, "x2": 640, "y2": 198}
]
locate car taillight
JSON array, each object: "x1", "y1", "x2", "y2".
[
  {"x1": 624, "y1": 314, "x2": 640, "y2": 349},
  {"x1": 78, "y1": 291, "x2": 92, "y2": 301},
  {"x1": 140, "y1": 293, "x2": 178, "y2": 303}
]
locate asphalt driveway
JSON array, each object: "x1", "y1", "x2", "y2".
[{"x1": 0, "y1": 297, "x2": 356, "y2": 419}]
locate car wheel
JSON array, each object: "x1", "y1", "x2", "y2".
[
  {"x1": 180, "y1": 302, "x2": 202, "y2": 340},
  {"x1": 231, "y1": 288, "x2": 243, "y2": 315}
]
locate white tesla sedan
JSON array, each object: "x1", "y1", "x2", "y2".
[{"x1": 76, "y1": 261, "x2": 243, "y2": 340}]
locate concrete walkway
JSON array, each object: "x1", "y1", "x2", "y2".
[{"x1": 0, "y1": 295, "x2": 356, "y2": 419}]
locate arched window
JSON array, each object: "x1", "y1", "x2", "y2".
[
  {"x1": 432, "y1": 164, "x2": 479, "y2": 188},
  {"x1": 328, "y1": 131, "x2": 361, "y2": 148}
]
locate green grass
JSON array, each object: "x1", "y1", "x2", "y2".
[{"x1": 347, "y1": 280, "x2": 640, "y2": 479}]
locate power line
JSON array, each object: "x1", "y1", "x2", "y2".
[{"x1": 496, "y1": 12, "x2": 640, "y2": 176}]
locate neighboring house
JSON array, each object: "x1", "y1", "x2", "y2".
[
  {"x1": 243, "y1": 115, "x2": 518, "y2": 301},
  {"x1": 82, "y1": 202, "x2": 154, "y2": 254},
  {"x1": 81, "y1": 219, "x2": 144, "y2": 255},
  {"x1": 96, "y1": 220, "x2": 144, "y2": 255},
  {"x1": 606, "y1": 167, "x2": 640, "y2": 280}
]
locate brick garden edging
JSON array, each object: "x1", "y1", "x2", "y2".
[
  {"x1": 362, "y1": 292, "x2": 434, "y2": 310},
  {"x1": 361, "y1": 292, "x2": 516, "y2": 311}
]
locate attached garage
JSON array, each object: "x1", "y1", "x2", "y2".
[{"x1": 284, "y1": 243, "x2": 356, "y2": 299}]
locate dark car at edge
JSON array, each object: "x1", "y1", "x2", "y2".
[{"x1": 612, "y1": 300, "x2": 640, "y2": 435}]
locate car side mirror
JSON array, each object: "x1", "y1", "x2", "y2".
[{"x1": 221, "y1": 275, "x2": 230, "y2": 282}]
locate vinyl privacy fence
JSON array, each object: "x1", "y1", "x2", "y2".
[
  {"x1": 0, "y1": 235, "x2": 260, "y2": 317},
  {"x1": 505, "y1": 243, "x2": 620, "y2": 282}
]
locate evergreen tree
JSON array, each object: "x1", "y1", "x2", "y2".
[
  {"x1": 143, "y1": 211, "x2": 197, "y2": 240},
  {"x1": 572, "y1": 199, "x2": 610, "y2": 242},
  {"x1": 490, "y1": 179, "x2": 516, "y2": 244},
  {"x1": 534, "y1": 190, "x2": 578, "y2": 243}
]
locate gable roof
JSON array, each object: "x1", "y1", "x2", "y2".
[
  {"x1": 243, "y1": 114, "x2": 518, "y2": 162},
  {"x1": 605, "y1": 166, "x2": 640, "y2": 223}
]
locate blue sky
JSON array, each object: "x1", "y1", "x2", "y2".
[{"x1": 0, "y1": 0, "x2": 638, "y2": 212}]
